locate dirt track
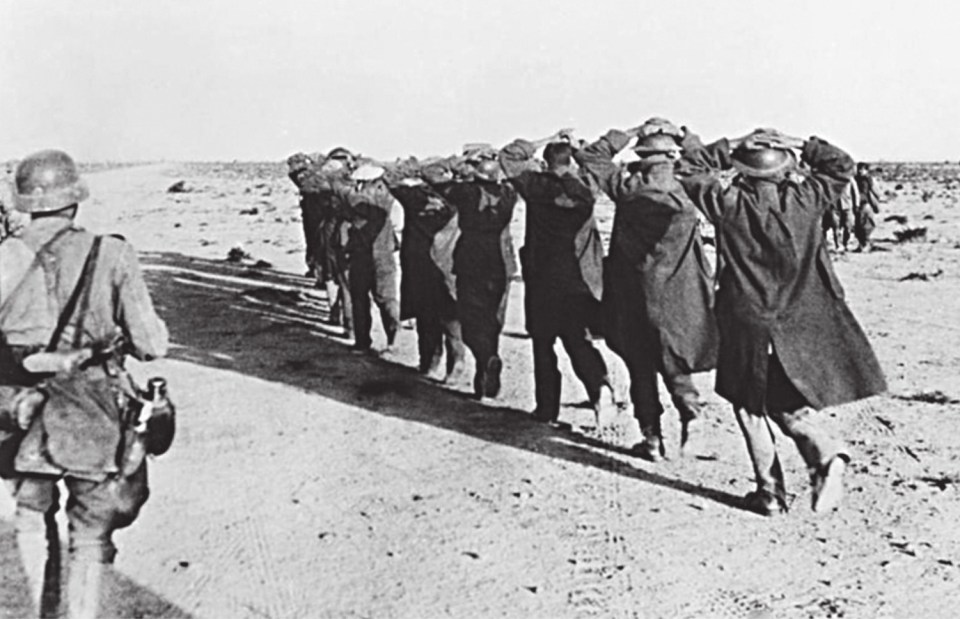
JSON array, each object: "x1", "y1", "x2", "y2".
[{"x1": 2, "y1": 162, "x2": 960, "y2": 618}]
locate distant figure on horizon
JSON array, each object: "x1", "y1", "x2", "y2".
[{"x1": 853, "y1": 162, "x2": 881, "y2": 252}]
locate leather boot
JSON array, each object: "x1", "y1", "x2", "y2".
[
  {"x1": 632, "y1": 427, "x2": 665, "y2": 462},
  {"x1": 66, "y1": 556, "x2": 104, "y2": 619},
  {"x1": 15, "y1": 508, "x2": 57, "y2": 616}
]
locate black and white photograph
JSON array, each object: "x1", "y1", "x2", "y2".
[{"x1": 1, "y1": 1, "x2": 959, "y2": 617}]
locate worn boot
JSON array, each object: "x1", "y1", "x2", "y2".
[
  {"x1": 482, "y1": 356, "x2": 503, "y2": 398},
  {"x1": 66, "y1": 555, "x2": 104, "y2": 619},
  {"x1": 15, "y1": 508, "x2": 57, "y2": 616},
  {"x1": 742, "y1": 489, "x2": 788, "y2": 517},
  {"x1": 632, "y1": 427, "x2": 665, "y2": 462},
  {"x1": 811, "y1": 456, "x2": 847, "y2": 513}
]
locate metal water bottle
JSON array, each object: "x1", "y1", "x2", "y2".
[{"x1": 143, "y1": 377, "x2": 175, "y2": 455}]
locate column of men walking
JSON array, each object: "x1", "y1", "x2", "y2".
[{"x1": 286, "y1": 118, "x2": 887, "y2": 518}]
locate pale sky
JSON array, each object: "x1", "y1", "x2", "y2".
[{"x1": 1, "y1": 0, "x2": 958, "y2": 162}]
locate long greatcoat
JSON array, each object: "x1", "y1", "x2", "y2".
[
  {"x1": 386, "y1": 182, "x2": 457, "y2": 320},
  {"x1": 576, "y1": 130, "x2": 718, "y2": 377},
  {"x1": 679, "y1": 135, "x2": 887, "y2": 412},
  {"x1": 499, "y1": 139, "x2": 605, "y2": 338}
]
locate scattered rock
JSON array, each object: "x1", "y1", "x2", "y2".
[
  {"x1": 167, "y1": 180, "x2": 191, "y2": 193},
  {"x1": 899, "y1": 269, "x2": 943, "y2": 281},
  {"x1": 918, "y1": 475, "x2": 960, "y2": 491},
  {"x1": 893, "y1": 226, "x2": 927, "y2": 243},
  {"x1": 226, "y1": 245, "x2": 252, "y2": 262},
  {"x1": 895, "y1": 390, "x2": 960, "y2": 405},
  {"x1": 884, "y1": 214, "x2": 908, "y2": 225},
  {"x1": 239, "y1": 206, "x2": 259, "y2": 215}
]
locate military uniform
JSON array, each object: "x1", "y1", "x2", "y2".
[
  {"x1": 432, "y1": 176, "x2": 517, "y2": 397},
  {"x1": 577, "y1": 130, "x2": 717, "y2": 452},
  {"x1": 332, "y1": 178, "x2": 401, "y2": 351},
  {"x1": 680, "y1": 133, "x2": 886, "y2": 513},
  {"x1": 1, "y1": 149, "x2": 169, "y2": 616},
  {"x1": 499, "y1": 139, "x2": 610, "y2": 420},
  {"x1": 853, "y1": 167, "x2": 880, "y2": 251},
  {"x1": 385, "y1": 169, "x2": 465, "y2": 377}
]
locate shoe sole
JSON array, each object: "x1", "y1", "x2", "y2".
[{"x1": 813, "y1": 458, "x2": 846, "y2": 513}]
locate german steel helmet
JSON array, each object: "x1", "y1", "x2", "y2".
[{"x1": 14, "y1": 149, "x2": 89, "y2": 213}]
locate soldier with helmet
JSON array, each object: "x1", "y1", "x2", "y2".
[
  {"x1": 679, "y1": 128, "x2": 887, "y2": 516},
  {"x1": 0, "y1": 150, "x2": 169, "y2": 616},
  {"x1": 382, "y1": 157, "x2": 467, "y2": 381},
  {"x1": 286, "y1": 147, "x2": 355, "y2": 333},
  {"x1": 431, "y1": 147, "x2": 518, "y2": 398},
  {"x1": 576, "y1": 118, "x2": 718, "y2": 460}
]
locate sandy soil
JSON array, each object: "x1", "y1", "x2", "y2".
[{"x1": 2, "y1": 161, "x2": 959, "y2": 618}]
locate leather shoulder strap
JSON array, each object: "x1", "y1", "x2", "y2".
[{"x1": 45, "y1": 236, "x2": 102, "y2": 352}]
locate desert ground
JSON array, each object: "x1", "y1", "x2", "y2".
[{"x1": 1, "y1": 160, "x2": 959, "y2": 618}]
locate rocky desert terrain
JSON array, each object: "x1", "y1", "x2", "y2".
[{"x1": 1, "y1": 159, "x2": 959, "y2": 618}]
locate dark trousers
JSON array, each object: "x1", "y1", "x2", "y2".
[
  {"x1": 530, "y1": 295, "x2": 609, "y2": 420},
  {"x1": 853, "y1": 205, "x2": 876, "y2": 248},
  {"x1": 457, "y1": 275, "x2": 508, "y2": 371},
  {"x1": 624, "y1": 350, "x2": 700, "y2": 436},
  {"x1": 418, "y1": 315, "x2": 465, "y2": 375},
  {"x1": 347, "y1": 258, "x2": 400, "y2": 350}
]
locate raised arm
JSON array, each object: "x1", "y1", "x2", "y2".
[
  {"x1": 801, "y1": 137, "x2": 855, "y2": 208},
  {"x1": 676, "y1": 129, "x2": 736, "y2": 223},
  {"x1": 574, "y1": 128, "x2": 638, "y2": 199}
]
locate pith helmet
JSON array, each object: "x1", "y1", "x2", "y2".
[
  {"x1": 731, "y1": 147, "x2": 797, "y2": 179},
  {"x1": 351, "y1": 164, "x2": 385, "y2": 182},
  {"x1": 14, "y1": 149, "x2": 89, "y2": 213}
]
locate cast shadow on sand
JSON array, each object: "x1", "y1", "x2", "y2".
[
  {"x1": 0, "y1": 519, "x2": 194, "y2": 618},
  {"x1": 142, "y1": 251, "x2": 746, "y2": 513}
]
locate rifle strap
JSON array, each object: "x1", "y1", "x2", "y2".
[{"x1": 45, "y1": 236, "x2": 102, "y2": 353}]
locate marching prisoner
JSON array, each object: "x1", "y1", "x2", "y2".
[
  {"x1": 286, "y1": 150, "x2": 351, "y2": 329},
  {"x1": 383, "y1": 158, "x2": 466, "y2": 380},
  {"x1": 332, "y1": 163, "x2": 401, "y2": 353},
  {"x1": 853, "y1": 162, "x2": 881, "y2": 252},
  {"x1": 823, "y1": 175, "x2": 858, "y2": 252},
  {"x1": 498, "y1": 131, "x2": 615, "y2": 424},
  {"x1": 679, "y1": 128, "x2": 887, "y2": 515},
  {"x1": 576, "y1": 118, "x2": 718, "y2": 460},
  {"x1": 432, "y1": 147, "x2": 518, "y2": 398},
  {"x1": 0, "y1": 150, "x2": 169, "y2": 616}
]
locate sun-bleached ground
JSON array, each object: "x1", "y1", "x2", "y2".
[{"x1": 2, "y1": 161, "x2": 959, "y2": 618}]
